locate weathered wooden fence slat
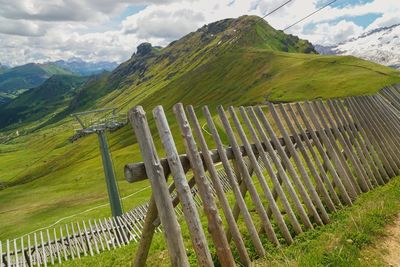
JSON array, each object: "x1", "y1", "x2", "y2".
[
  {"x1": 231, "y1": 106, "x2": 290, "y2": 245},
  {"x1": 203, "y1": 106, "x2": 265, "y2": 257},
  {"x1": 2, "y1": 87, "x2": 399, "y2": 266},
  {"x1": 281, "y1": 103, "x2": 337, "y2": 212},
  {"x1": 187, "y1": 105, "x2": 251, "y2": 266}
]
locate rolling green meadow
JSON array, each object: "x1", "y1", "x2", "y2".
[{"x1": 0, "y1": 15, "x2": 399, "y2": 265}]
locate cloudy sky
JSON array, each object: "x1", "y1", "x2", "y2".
[{"x1": 0, "y1": 0, "x2": 399, "y2": 66}]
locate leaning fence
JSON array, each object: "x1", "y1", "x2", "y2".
[{"x1": 1, "y1": 84, "x2": 399, "y2": 266}]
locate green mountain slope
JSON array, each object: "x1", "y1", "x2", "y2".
[
  {"x1": 0, "y1": 75, "x2": 87, "y2": 129},
  {"x1": 0, "y1": 63, "x2": 74, "y2": 92},
  {"x1": 0, "y1": 15, "x2": 399, "y2": 240},
  {"x1": 66, "y1": 15, "x2": 400, "y2": 116}
]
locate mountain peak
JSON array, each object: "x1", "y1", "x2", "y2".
[
  {"x1": 136, "y1": 42, "x2": 153, "y2": 57},
  {"x1": 163, "y1": 15, "x2": 315, "y2": 56}
]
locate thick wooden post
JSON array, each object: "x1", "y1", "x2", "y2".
[
  {"x1": 129, "y1": 106, "x2": 189, "y2": 267},
  {"x1": 153, "y1": 106, "x2": 214, "y2": 267},
  {"x1": 173, "y1": 103, "x2": 235, "y2": 267},
  {"x1": 187, "y1": 105, "x2": 251, "y2": 266}
]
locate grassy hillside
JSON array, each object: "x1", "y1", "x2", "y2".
[
  {"x1": 0, "y1": 15, "x2": 399, "y2": 241},
  {"x1": 0, "y1": 63, "x2": 74, "y2": 92}
]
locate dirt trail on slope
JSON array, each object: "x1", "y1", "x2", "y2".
[{"x1": 380, "y1": 215, "x2": 400, "y2": 266}]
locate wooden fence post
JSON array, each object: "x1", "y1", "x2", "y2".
[
  {"x1": 343, "y1": 99, "x2": 391, "y2": 183},
  {"x1": 336, "y1": 100, "x2": 386, "y2": 185},
  {"x1": 294, "y1": 103, "x2": 353, "y2": 205},
  {"x1": 129, "y1": 106, "x2": 189, "y2": 267},
  {"x1": 278, "y1": 103, "x2": 336, "y2": 212},
  {"x1": 239, "y1": 106, "x2": 302, "y2": 238},
  {"x1": 328, "y1": 100, "x2": 378, "y2": 187},
  {"x1": 268, "y1": 103, "x2": 330, "y2": 224},
  {"x1": 202, "y1": 106, "x2": 265, "y2": 257},
  {"x1": 187, "y1": 105, "x2": 251, "y2": 266},
  {"x1": 153, "y1": 105, "x2": 214, "y2": 266},
  {"x1": 254, "y1": 106, "x2": 318, "y2": 228},
  {"x1": 346, "y1": 98, "x2": 397, "y2": 177},
  {"x1": 247, "y1": 106, "x2": 309, "y2": 232},
  {"x1": 316, "y1": 101, "x2": 370, "y2": 192},
  {"x1": 228, "y1": 106, "x2": 288, "y2": 245},
  {"x1": 217, "y1": 104, "x2": 280, "y2": 248},
  {"x1": 361, "y1": 97, "x2": 400, "y2": 171},
  {"x1": 303, "y1": 102, "x2": 358, "y2": 200},
  {"x1": 311, "y1": 101, "x2": 362, "y2": 194},
  {"x1": 174, "y1": 103, "x2": 235, "y2": 267}
]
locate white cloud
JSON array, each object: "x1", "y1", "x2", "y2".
[
  {"x1": 303, "y1": 20, "x2": 364, "y2": 45},
  {"x1": 0, "y1": 17, "x2": 45, "y2": 36},
  {"x1": 122, "y1": 5, "x2": 205, "y2": 40},
  {"x1": 0, "y1": 0, "x2": 399, "y2": 66}
]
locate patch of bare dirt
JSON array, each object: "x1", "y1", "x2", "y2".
[{"x1": 381, "y1": 215, "x2": 400, "y2": 266}]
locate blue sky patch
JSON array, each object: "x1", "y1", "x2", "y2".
[
  {"x1": 316, "y1": 0, "x2": 373, "y2": 9},
  {"x1": 117, "y1": 5, "x2": 146, "y2": 21}
]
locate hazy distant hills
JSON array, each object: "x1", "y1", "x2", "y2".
[
  {"x1": 0, "y1": 63, "x2": 73, "y2": 93},
  {"x1": 0, "y1": 59, "x2": 117, "y2": 94},
  {"x1": 49, "y1": 59, "x2": 118, "y2": 76}
]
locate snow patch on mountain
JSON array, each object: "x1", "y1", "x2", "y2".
[{"x1": 315, "y1": 24, "x2": 400, "y2": 69}]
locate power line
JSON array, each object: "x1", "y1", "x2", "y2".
[
  {"x1": 257, "y1": 0, "x2": 293, "y2": 23},
  {"x1": 216, "y1": 0, "x2": 294, "y2": 56},
  {"x1": 235, "y1": 0, "x2": 294, "y2": 37},
  {"x1": 282, "y1": 0, "x2": 339, "y2": 31}
]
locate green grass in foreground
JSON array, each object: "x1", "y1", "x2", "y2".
[{"x1": 59, "y1": 176, "x2": 400, "y2": 267}]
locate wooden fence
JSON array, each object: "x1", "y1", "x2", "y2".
[
  {"x1": 1, "y1": 85, "x2": 399, "y2": 266},
  {"x1": 127, "y1": 85, "x2": 399, "y2": 266}
]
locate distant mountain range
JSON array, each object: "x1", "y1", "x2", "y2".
[
  {"x1": 315, "y1": 24, "x2": 400, "y2": 69},
  {"x1": 0, "y1": 59, "x2": 117, "y2": 95},
  {"x1": 48, "y1": 59, "x2": 118, "y2": 76},
  {"x1": 0, "y1": 63, "x2": 74, "y2": 93}
]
